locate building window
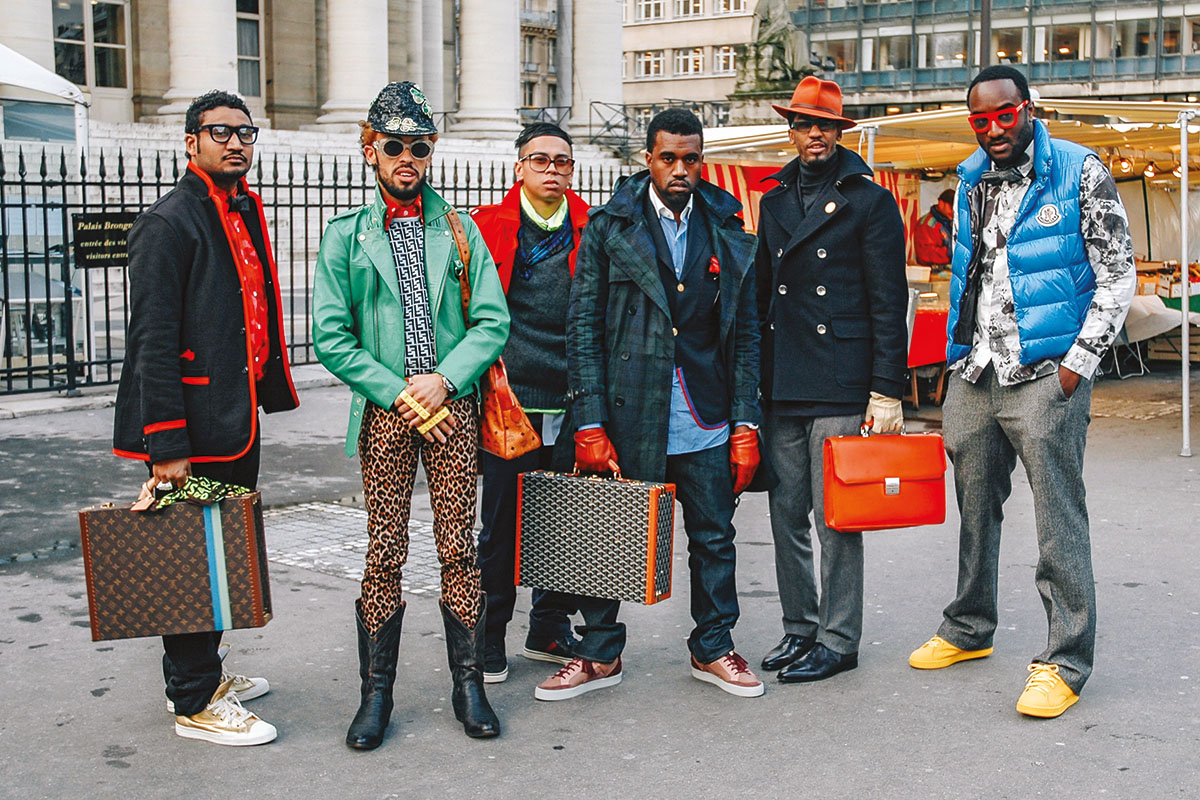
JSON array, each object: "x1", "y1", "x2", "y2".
[
  {"x1": 636, "y1": 50, "x2": 664, "y2": 77},
  {"x1": 931, "y1": 32, "x2": 966, "y2": 67},
  {"x1": 635, "y1": 107, "x2": 654, "y2": 129},
  {"x1": 674, "y1": 47, "x2": 704, "y2": 75},
  {"x1": 675, "y1": 0, "x2": 702, "y2": 16},
  {"x1": 52, "y1": 0, "x2": 129, "y2": 89},
  {"x1": 1050, "y1": 25, "x2": 1085, "y2": 61},
  {"x1": 523, "y1": 81, "x2": 537, "y2": 108},
  {"x1": 714, "y1": 45, "x2": 737, "y2": 73},
  {"x1": 547, "y1": 36, "x2": 557, "y2": 66},
  {"x1": 235, "y1": 0, "x2": 263, "y2": 97},
  {"x1": 813, "y1": 39, "x2": 856, "y2": 72},
  {"x1": 992, "y1": 28, "x2": 1024, "y2": 63},
  {"x1": 636, "y1": 0, "x2": 664, "y2": 21},
  {"x1": 715, "y1": 0, "x2": 745, "y2": 12},
  {"x1": 878, "y1": 35, "x2": 911, "y2": 70},
  {"x1": 547, "y1": 83, "x2": 558, "y2": 107},
  {"x1": 1162, "y1": 17, "x2": 1181, "y2": 54}
]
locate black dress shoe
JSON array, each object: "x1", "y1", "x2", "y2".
[
  {"x1": 777, "y1": 643, "x2": 858, "y2": 683},
  {"x1": 761, "y1": 634, "x2": 816, "y2": 671}
]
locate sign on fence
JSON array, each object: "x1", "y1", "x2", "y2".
[{"x1": 71, "y1": 212, "x2": 139, "y2": 269}]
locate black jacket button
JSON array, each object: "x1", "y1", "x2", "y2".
[{"x1": 615, "y1": 396, "x2": 625, "y2": 407}]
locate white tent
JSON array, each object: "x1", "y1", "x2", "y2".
[
  {"x1": 0, "y1": 42, "x2": 89, "y2": 149},
  {"x1": 706, "y1": 99, "x2": 1199, "y2": 456}
]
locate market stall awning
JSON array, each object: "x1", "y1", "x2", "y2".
[{"x1": 705, "y1": 98, "x2": 1200, "y2": 182}]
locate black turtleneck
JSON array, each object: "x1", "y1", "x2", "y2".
[{"x1": 797, "y1": 150, "x2": 841, "y2": 214}]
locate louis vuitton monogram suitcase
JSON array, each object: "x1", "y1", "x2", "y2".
[
  {"x1": 516, "y1": 470, "x2": 676, "y2": 605},
  {"x1": 79, "y1": 492, "x2": 272, "y2": 641}
]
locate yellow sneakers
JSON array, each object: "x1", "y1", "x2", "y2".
[
  {"x1": 908, "y1": 635, "x2": 994, "y2": 669},
  {"x1": 1016, "y1": 663, "x2": 1079, "y2": 718}
]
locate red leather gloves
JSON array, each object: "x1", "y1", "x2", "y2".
[
  {"x1": 729, "y1": 427, "x2": 760, "y2": 495},
  {"x1": 574, "y1": 427, "x2": 620, "y2": 474}
]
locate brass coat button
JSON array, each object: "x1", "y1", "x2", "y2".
[
  {"x1": 817, "y1": 248, "x2": 827, "y2": 258},
  {"x1": 677, "y1": 282, "x2": 685, "y2": 293},
  {"x1": 778, "y1": 284, "x2": 788, "y2": 295},
  {"x1": 816, "y1": 285, "x2": 827, "y2": 296},
  {"x1": 816, "y1": 324, "x2": 827, "y2": 335},
  {"x1": 824, "y1": 201, "x2": 836, "y2": 214}
]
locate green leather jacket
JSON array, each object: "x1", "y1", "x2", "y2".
[{"x1": 312, "y1": 184, "x2": 510, "y2": 456}]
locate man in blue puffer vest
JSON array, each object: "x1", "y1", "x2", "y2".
[{"x1": 908, "y1": 66, "x2": 1135, "y2": 718}]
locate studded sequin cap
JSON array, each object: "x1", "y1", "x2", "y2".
[{"x1": 367, "y1": 81, "x2": 437, "y2": 136}]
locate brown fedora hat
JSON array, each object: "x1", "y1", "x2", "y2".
[{"x1": 771, "y1": 75, "x2": 856, "y2": 130}]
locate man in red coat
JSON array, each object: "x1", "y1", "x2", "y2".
[
  {"x1": 469, "y1": 123, "x2": 590, "y2": 683},
  {"x1": 914, "y1": 189, "x2": 955, "y2": 267}
]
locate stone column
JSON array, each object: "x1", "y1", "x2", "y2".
[
  {"x1": 405, "y1": 0, "x2": 425, "y2": 88},
  {"x1": 315, "y1": 0, "x2": 389, "y2": 127},
  {"x1": 421, "y1": 0, "x2": 446, "y2": 115},
  {"x1": 0, "y1": 0, "x2": 55, "y2": 69},
  {"x1": 569, "y1": 0, "x2": 622, "y2": 139},
  {"x1": 452, "y1": 0, "x2": 521, "y2": 138},
  {"x1": 155, "y1": 0, "x2": 238, "y2": 121}
]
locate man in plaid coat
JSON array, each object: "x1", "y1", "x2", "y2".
[{"x1": 533, "y1": 109, "x2": 764, "y2": 701}]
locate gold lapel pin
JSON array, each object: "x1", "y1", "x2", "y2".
[{"x1": 824, "y1": 201, "x2": 837, "y2": 214}]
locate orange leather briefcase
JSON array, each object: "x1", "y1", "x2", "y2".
[{"x1": 823, "y1": 430, "x2": 947, "y2": 532}]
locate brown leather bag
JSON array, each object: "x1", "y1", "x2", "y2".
[{"x1": 446, "y1": 207, "x2": 541, "y2": 460}]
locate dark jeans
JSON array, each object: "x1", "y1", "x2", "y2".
[
  {"x1": 158, "y1": 430, "x2": 260, "y2": 716},
  {"x1": 478, "y1": 421, "x2": 578, "y2": 648},
  {"x1": 565, "y1": 441, "x2": 740, "y2": 665}
]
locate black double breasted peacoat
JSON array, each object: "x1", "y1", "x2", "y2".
[{"x1": 754, "y1": 147, "x2": 908, "y2": 407}]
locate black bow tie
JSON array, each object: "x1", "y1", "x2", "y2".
[
  {"x1": 227, "y1": 194, "x2": 252, "y2": 213},
  {"x1": 981, "y1": 167, "x2": 1026, "y2": 185}
]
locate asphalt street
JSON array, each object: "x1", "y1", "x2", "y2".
[{"x1": 0, "y1": 368, "x2": 1197, "y2": 799}]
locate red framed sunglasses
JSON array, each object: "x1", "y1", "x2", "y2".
[{"x1": 967, "y1": 100, "x2": 1029, "y2": 133}]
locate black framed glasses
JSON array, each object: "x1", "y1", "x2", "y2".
[
  {"x1": 519, "y1": 153, "x2": 576, "y2": 173},
  {"x1": 375, "y1": 138, "x2": 434, "y2": 159},
  {"x1": 192, "y1": 124, "x2": 260, "y2": 144},
  {"x1": 789, "y1": 116, "x2": 840, "y2": 132}
]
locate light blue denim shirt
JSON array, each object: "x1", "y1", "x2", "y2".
[{"x1": 648, "y1": 188, "x2": 730, "y2": 456}]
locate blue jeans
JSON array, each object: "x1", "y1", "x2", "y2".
[
  {"x1": 478, "y1": 419, "x2": 578, "y2": 648},
  {"x1": 559, "y1": 442, "x2": 741, "y2": 664}
]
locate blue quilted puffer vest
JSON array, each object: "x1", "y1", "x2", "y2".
[{"x1": 946, "y1": 120, "x2": 1094, "y2": 366}]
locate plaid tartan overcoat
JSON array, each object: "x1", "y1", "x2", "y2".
[{"x1": 564, "y1": 171, "x2": 760, "y2": 482}]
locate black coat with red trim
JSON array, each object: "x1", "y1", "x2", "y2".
[{"x1": 113, "y1": 165, "x2": 298, "y2": 464}]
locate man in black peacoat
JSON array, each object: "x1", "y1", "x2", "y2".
[{"x1": 754, "y1": 76, "x2": 908, "y2": 684}]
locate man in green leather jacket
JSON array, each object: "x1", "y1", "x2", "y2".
[{"x1": 312, "y1": 82, "x2": 509, "y2": 750}]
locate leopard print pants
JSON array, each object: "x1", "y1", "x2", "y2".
[{"x1": 358, "y1": 397, "x2": 482, "y2": 634}]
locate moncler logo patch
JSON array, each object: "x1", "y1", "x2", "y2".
[{"x1": 1035, "y1": 204, "x2": 1062, "y2": 226}]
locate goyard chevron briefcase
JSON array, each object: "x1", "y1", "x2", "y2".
[
  {"x1": 516, "y1": 470, "x2": 676, "y2": 605},
  {"x1": 79, "y1": 482, "x2": 272, "y2": 641}
]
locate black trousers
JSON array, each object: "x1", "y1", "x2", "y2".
[
  {"x1": 477, "y1": 417, "x2": 578, "y2": 648},
  {"x1": 158, "y1": 430, "x2": 261, "y2": 716}
]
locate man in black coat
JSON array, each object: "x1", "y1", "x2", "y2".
[
  {"x1": 534, "y1": 109, "x2": 764, "y2": 701},
  {"x1": 754, "y1": 77, "x2": 908, "y2": 683},
  {"x1": 113, "y1": 90, "x2": 298, "y2": 745}
]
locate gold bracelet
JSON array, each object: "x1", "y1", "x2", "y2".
[
  {"x1": 417, "y1": 406, "x2": 450, "y2": 435},
  {"x1": 398, "y1": 390, "x2": 431, "y2": 420}
]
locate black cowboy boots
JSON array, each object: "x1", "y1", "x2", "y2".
[
  {"x1": 440, "y1": 599, "x2": 501, "y2": 738},
  {"x1": 346, "y1": 600, "x2": 404, "y2": 750}
]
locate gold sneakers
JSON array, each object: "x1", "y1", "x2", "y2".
[
  {"x1": 174, "y1": 678, "x2": 278, "y2": 746},
  {"x1": 1016, "y1": 663, "x2": 1079, "y2": 718},
  {"x1": 908, "y1": 635, "x2": 994, "y2": 669}
]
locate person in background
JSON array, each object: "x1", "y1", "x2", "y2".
[{"x1": 914, "y1": 188, "x2": 955, "y2": 267}]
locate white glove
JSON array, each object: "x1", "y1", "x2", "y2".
[{"x1": 865, "y1": 392, "x2": 903, "y2": 433}]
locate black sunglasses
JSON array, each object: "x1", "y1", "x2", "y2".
[
  {"x1": 789, "y1": 116, "x2": 840, "y2": 132},
  {"x1": 193, "y1": 124, "x2": 259, "y2": 144},
  {"x1": 376, "y1": 138, "x2": 434, "y2": 159}
]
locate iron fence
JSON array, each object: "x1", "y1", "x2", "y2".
[{"x1": 0, "y1": 146, "x2": 632, "y2": 395}]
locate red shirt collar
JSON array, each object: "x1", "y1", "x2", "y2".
[{"x1": 383, "y1": 193, "x2": 423, "y2": 228}]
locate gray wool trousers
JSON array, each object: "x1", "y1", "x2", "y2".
[
  {"x1": 763, "y1": 412, "x2": 866, "y2": 656},
  {"x1": 938, "y1": 367, "x2": 1095, "y2": 693}
]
